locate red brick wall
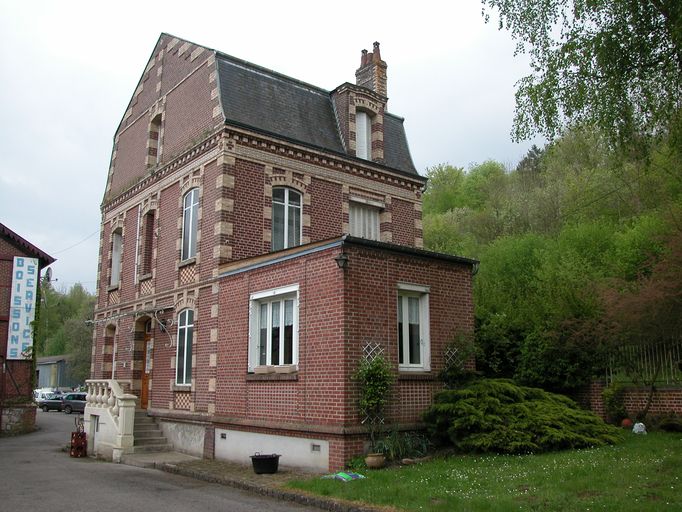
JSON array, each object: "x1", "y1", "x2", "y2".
[
  {"x1": 309, "y1": 178, "x2": 343, "y2": 239},
  {"x1": 391, "y1": 198, "x2": 416, "y2": 246},
  {"x1": 343, "y1": 245, "x2": 474, "y2": 425},
  {"x1": 574, "y1": 380, "x2": 682, "y2": 420},
  {"x1": 232, "y1": 159, "x2": 266, "y2": 260},
  {"x1": 108, "y1": 36, "x2": 220, "y2": 202},
  {"x1": 216, "y1": 247, "x2": 346, "y2": 425},
  {"x1": 162, "y1": 61, "x2": 217, "y2": 160},
  {"x1": 0, "y1": 237, "x2": 40, "y2": 401},
  {"x1": 156, "y1": 183, "x2": 181, "y2": 293}
]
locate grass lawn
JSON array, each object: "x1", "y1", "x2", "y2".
[{"x1": 288, "y1": 432, "x2": 681, "y2": 511}]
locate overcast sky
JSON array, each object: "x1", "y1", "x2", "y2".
[{"x1": 0, "y1": 0, "x2": 539, "y2": 293}]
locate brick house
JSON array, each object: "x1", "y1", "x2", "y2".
[
  {"x1": 87, "y1": 34, "x2": 475, "y2": 470},
  {"x1": 1, "y1": 223, "x2": 55, "y2": 435}
]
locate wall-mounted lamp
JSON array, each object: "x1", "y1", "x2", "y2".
[{"x1": 334, "y1": 253, "x2": 349, "y2": 269}]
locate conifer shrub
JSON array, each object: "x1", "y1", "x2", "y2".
[{"x1": 423, "y1": 379, "x2": 623, "y2": 454}]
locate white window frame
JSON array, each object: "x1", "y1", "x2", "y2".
[
  {"x1": 110, "y1": 230, "x2": 123, "y2": 286},
  {"x1": 397, "y1": 283, "x2": 430, "y2": 372},
  {"x1": 181, "y1": 188, "x2": 199, "y2": 261},
  {"x1": 271, "y1": 187, "x2": 302, "y2": 251},
  {"x1": 355, "y1": 111, "x2": 372, "y2": 160},
  {"x1": 175, "y1": 309, "x2": 194, "y2": 385},
  {"x1": 248, "y1": 284, "x2": 299, "y2": 372},
  {"x1": 349, "y1": 200, "x2": 381, "y2": 240}
]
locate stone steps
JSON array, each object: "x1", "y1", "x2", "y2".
[{"x1": 133, "y1": 410, "x2": 171, "y2": 453}]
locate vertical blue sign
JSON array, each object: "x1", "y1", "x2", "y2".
[{"x1": 6, "y1": 257, "x2": 39, "y2": 360}]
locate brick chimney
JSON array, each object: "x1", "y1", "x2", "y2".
[{"x1": 355, "y1": 42, "x2": 387, "y2": 97}]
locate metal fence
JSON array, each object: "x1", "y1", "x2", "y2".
[{"x1": 607, "y1": 338, "x2": 682, "y2": 386}]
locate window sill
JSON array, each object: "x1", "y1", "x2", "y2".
[
  {"x1": 107, "y1": 284, "x2": 120, "y2": 292},
  {"x1": 138, "y1": 272, "x2": 153, "y2": 282},
  {"x1": 398, "y1": 372, "x2": 436, "y2": 381},
  {"x1": 172, "y1": 384, "x2": 193, "y2": 392},
  {"x1": 246, "y1": 373, "x2": 298, "y2": 382},
  {"x1": 177, "y1": 258, "x2": 196, "y2": 269}
]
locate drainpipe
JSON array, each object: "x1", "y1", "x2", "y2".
[{"x1": 0, "y1": 355, "x2": 5, "y2": 433}]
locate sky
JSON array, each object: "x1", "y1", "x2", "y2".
[{"x1": 0, "y1": 0, "x2": 539, "y2": 293}]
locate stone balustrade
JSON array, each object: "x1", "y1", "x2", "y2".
[{"x1": 84, "y1": 379, "x2": 138, "y2": 462}]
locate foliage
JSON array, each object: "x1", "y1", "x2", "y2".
[
  {"x1": 290, "y1": 433, "x2": 682, "y2": 511},
  {"x1": 374, "y1": 430, "x2": 432, "y2": 461},
  {"x1": 649, "y1": 413, "x2": 682, "y2": 433},
  {"x1": 34, "y1": 281, "x2": 95, "y2": 384},
  {"x1": 438, "y1": 334, "x2": 480, "y2": 389},
  {"x1": 481, "y1": 0, "x2": 682, "y2": 151},
  {"x1": 602, "y1": 382, "x2": 628, "y2": 424},
  {"x1": 423, "y1": 379, "x2": 623, "y2": 454},
  {"x1": 354, "y1": 355, "x2": 394, "y2": 452}
]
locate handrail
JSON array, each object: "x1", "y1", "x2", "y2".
[{"x1": 84, "y1": 379, "x2": 138, "y2": 461}]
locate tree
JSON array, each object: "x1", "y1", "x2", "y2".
[
  {"x1": 482, "y1": 0, "x2": 682, "y2": 149},
  {"x1": 422, "y1": 164, "x2": 466, "y2": 214}
]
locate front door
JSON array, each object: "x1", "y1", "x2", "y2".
[{"x1": 140, "y1": 320, "x2": 153, "y2": 409}]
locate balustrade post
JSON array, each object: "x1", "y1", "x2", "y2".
[{"x1": 115, "y1": 394, "x2": 138, "y2": 457}]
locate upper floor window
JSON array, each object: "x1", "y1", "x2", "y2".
[
  {"x1": 176, "y1": 309, "x2": 194, "y2": 385},
  {"x1": 397, "y1": 284, "x2": 430, "y2": 371},
  {"x1": 139, "y1": 210, "x2": 155, "y2": 276},
  {"x1": 110, "y1": 229, "x2": 123, "y2": 286},
  {"x1": 349, "y1": 202, "x2": 380, "y2": 240},
  {"x1": 355, "y1": 111, "x2": 372, "y2": 160},
  {"x1": 147, "y1": 114, "x2": 162, "y2": 167},
  {"x1": 272, "y1": 187, "x2": 301, "y2": 251},
  {"x1": 248, "y1": 285, "x2": 299, "y2": 371},
  {"x1": 182, "y1": 188, "x2": 199, "y2": 260}
]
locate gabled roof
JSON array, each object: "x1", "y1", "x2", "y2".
[{"x1": 0, "y1": 222, "x2": 55, "y2": 267}]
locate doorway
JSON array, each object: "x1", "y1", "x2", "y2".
[{"x1": 140, "y1": 319, "x2": 153, "y2": 409}]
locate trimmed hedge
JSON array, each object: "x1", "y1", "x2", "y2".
[{"x1": 423, "y1": 379, "x2": 624, "y2": 454}]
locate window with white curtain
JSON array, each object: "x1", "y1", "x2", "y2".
[
  {"x1": 249, "y1": 285, "x2": 299, "y2": 371},
  {"x1": 397, "y1": 284, "x2": 430, "y2": 371},
  {"x1": 349, "y1": 202, "x2": 380, "y2": 240}
]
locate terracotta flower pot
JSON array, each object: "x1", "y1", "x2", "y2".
[{"x1": 621, "y1": 418, "x2": 633, "y2": 429}]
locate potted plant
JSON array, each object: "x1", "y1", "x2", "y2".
[{"x1": 354, "y1": 355, "x2": 393, "y2": 469}]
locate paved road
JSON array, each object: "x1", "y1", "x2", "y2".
[{"x1": 0, "y1": 409, "x2": 323, "y2": 512}]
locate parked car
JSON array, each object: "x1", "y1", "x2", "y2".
[
  {"x1": 62, "y1": 392, "x2": 87, "y2": 414},
  {"x1": 40, "y1": 393, "x2": 64, "y2": 412},
  {"x1": 34, "y1": 388, "x2": 62, "y2": 404}
]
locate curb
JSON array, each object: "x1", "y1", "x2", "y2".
[{"x1": 158, "y1": 462, "x2": 388, "y2": 512}]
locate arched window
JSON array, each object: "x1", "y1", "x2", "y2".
[
  {"x1": 355, "y1": 111, "x2": 372, "y2": 160},
  {"x1": 140, "y1": 210, "x2": 155, "y2": 276},
  {"x1": 147, "y1": 114, "x2": 162, "y2": 167},
  {"x1": 181, "y1": 188, "x2": 199, "y2": 260},
  {"x1": 176, "y1": 309, "x2": 194, "y2": 385},
  {"x1": 272, "y1": 187, "x2": 301, "y2": 251},
  {"x1": 110, "y1": 229, "x2": 123, "y2": 286}
]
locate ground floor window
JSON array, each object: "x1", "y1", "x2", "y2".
[
  {"x1": 249, "y1": 284, "x2": 299, "y2": 371},
  {"x1": 176, "y1": 309, "x2": 193, "y2": 385},
  {"x1": 397, "y1": 283, "x2": 430, "y2": 371}
]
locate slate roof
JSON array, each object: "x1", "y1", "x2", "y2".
[{"x1": 216, "y1": 53, "x2": 418, "y2": 176}]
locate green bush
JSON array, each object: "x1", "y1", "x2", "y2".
[
  {"x1": 374, "y1": 430, "x2": 432, "y2": 461},
  {"x1": 423, "y1": 379, "x2": 623, "y2": 454},
  {"x1": 648, "y1": 413, "x2": 682, "y2": 433},
  {"x1": 602, "y1": 382, "x2": 628, "y2": 424}
]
